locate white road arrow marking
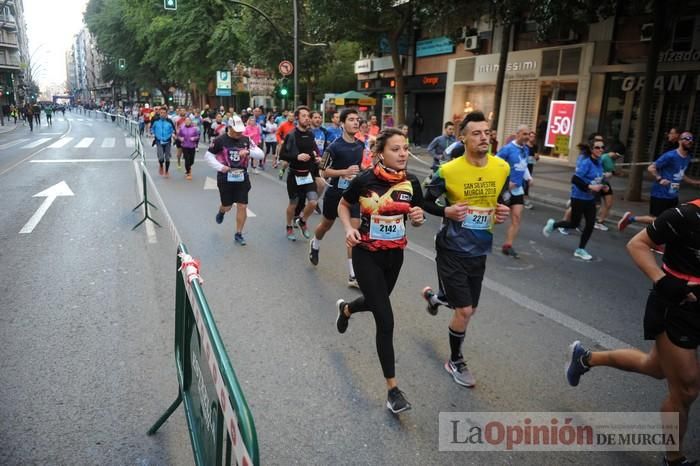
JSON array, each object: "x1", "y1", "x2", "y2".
[
  {"x1": 203, "y1": 176, "x2": 256, "y2": 217},
  {"x1": 19, "y1": 181, "x2": 74, "y2": 234}
]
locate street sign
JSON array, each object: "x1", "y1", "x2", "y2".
[
  {"x1": 164, "y1": 0, "x2": 177, "y2": 10},
  {"x1": 278, "y1": 60, "x2": 293, "y2": 76},
  {"x1": 216, "y1": 70, "x2": 232, "y2": 97},
  {"x1": 545, "y1": 100, "x2": 576, "y2": 148}
]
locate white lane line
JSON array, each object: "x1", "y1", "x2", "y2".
[
  {"x1": 75, "y1": 137, "x2": 94, "y2": 148},
  {"x1": 0, "y1": 120, "x2": 72, "y2": 177},
  {"x1": 133, "y1": 160, "x2": 157, "y2": 244},
  {"x1": 125, "y1": 138, "x2": 135, "y2": 148},
  {"x1": 405, "y1": 242, "x2": 632, "y2": 350},
  {"x1": 48, "y1": 137, "x2": 74, "y2": 148},
  {"x1": 31, "y1": 159, "x2": 129, "y2": 163},
  {"x1": 21, "y1": 137, "x2": 52, "y2": 149},
  {"x1": 0, "y1": 138, "x2": 29, "y2": 150},
  {"x1": 101, "y1": 137, "x2": 115, "y2": 148}
]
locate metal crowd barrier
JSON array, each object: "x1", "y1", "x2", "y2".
[{"x1": 148, "y1": 244, "x2": 259, "y2": 466}]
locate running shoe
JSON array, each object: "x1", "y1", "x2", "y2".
[
  {"x1": 309, "y1": 240, "x2": 319, "y2": 266},
  {"x1": 185, "y1": 173, "x2": 192, "y2": 180},
  {"x1": 617, "y1": 211, "x2": 633, "y2": 232},
  {"x1": 215, "y1": 211, "x2": 225, "y2": 224},
  {"x1": 158, "y1": 165, "x2": 164, "y2": 176},
  {"x1": 565, "y1": 340, "x2": 590, "y2": 387},
  {"x1": 176, "y1": 160, "x2": 182, "y2": 169},
  {"x1": 278, "y1": 168, "x2": 285, "y2": 180},
  {"x1": 234, "y1": 233, "x2": 246, "y2": 246},
  {"x1": 386, "y1": 387, "x2": 412, "y2": 414},
  {"x1": 335, "y1": 299, "x2": 349, "y2": 334},
  {"x1": 253, "y1": 167, "x2": 259, "y2": 174},
  {"x1": 445, "y1": 357, "x2": 476, "y2": 387},
  {"x1": 594, "y1": 222, "x2": 609, "y2": 231},
  {"x1": 286, "y1": 226, "x2": 296, "y2": 241},
  {"x1": 557, "y1": 227, "x2": 570, "y2": 236},
  {"x1": 422, "y1": 286, "x2": 440, "y2": 316},
  {"x1": 662, "y1": 457, "x2": 698, "y2": 466},
  {"x1": 573, "y1": 248, "x2": 593, "y2": 261},
  {"x1": 295, "y1": 217, "x2": 311, "y2": 239},
  {"x1": 523, "y1": 200, "x2": 534, "y2": 210},
  {"x1": 314, "y1": 204, "x2": 322, "y2": 215},
  {"x1": 348, "y1": 276, "x2": 359, "y2": 289},
  {"x1": 501, "y1": 245, "x2": 519, "y2": 258},
  {"x1": 542, "y1": 219, "x2": 555, "y2": 237}
]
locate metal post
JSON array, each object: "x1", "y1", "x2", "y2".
[{"x1": 293, "y1": 0, "x2": 298, "y2": 108}]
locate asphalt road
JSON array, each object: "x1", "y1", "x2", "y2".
[{"x1": 1, "y1": 114, "x2": 697, "y2": 465}]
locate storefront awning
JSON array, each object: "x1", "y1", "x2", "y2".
[{"x1": 332, "y1": 90, "x2": 376, "y2": 106}]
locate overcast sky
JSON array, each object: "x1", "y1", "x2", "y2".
[{"x1": 24, "y1": 0, "x2": 89, "y2": 89}]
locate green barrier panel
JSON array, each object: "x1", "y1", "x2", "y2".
[{"x1": 148, "y1": 244, "x2": 259, "y2": 466}]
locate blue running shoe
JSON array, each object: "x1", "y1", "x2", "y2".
[
  {"x1": 234, "y1": 232, "x2": 246, "y2": 246},
  {"x1": 215, "y1": 211, "x2": 225, "y2": 224},
  {"x1": 565, "y1": 340, "x2": 590, "y2": 387}
]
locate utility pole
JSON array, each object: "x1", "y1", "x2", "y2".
[{"x1": 293, "y1": 0, "x2": 298, "y2": 108}]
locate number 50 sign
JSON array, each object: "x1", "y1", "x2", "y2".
[{"x1": 545, "y1": 100, "x2": 576, "y2": 147}]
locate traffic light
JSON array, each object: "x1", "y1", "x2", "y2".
[
  {"x1": 118, "y1": 58, "x2": 126, "y2": 71},
  {"x1": 167, "y1": 95, "x2": 173, "y2": 102},
  {"x1": 279, "y1": 78, "x2": 288, "y2": 97}
]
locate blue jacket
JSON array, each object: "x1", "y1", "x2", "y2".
[{"x1": 152, "y1": 118, "x2": 175, "y2": 144}]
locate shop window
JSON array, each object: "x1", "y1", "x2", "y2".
[
  {"x1": 454, "y1": 58, "x2": 475, "y2": 82},
  {"x1": 672, "y1": 17, "x2": 695, "y2": 51},
  {"x1": 541, "y1": 50, "x2": 559, "y2": 77},
  {"x1": 560, "y1": 48, "x2": 581, "y2": 75}
]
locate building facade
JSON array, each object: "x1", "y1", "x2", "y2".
[{"x1": 0, "y1": 0, "x2": 29, "y2": 106}]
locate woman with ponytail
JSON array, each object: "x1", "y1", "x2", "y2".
[{"x1": 334, "y1": 128, "x2": 426, "y2": 414}]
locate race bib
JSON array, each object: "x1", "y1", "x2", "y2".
[
  {"x1": 337, "y1": 177, "x2": 351, "y2": 189},
  {"x1": 295, "y1": 173, "x2": 313, "y2": 185},
  {"x1": 669, "y1": 182, "x2": 680, "y2": 195},
  {"x1": 227, "y1": 169, "x2": 244, "y2": 182},
  {"x1": 461, "y1": 206, "x2": 495, "y2": 231},
  {"x1": 369, "y1": 214, "x2": 405, "y2": 240}
]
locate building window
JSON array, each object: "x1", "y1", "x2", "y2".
[{"x1": 672, "y1": 17, "x2": 695, "y2": 51}]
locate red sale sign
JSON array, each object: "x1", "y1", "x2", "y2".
[{"x1": 545, "y1": 100, "x2": 576, "y2": 147}]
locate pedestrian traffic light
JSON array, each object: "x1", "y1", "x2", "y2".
[
  {"x1": 118, "y1": 58, "x2": 126, "y2": 71},
  {"x1": 168, "y1": 95, "x2": 173, "y2": 102}
]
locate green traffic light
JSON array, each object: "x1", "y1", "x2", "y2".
[{"x1": 280, "y1": 88, "x2": 288, "y2": 96}]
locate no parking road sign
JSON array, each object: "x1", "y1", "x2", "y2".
[{"x1": 278, "y1": 60, "x2": 293, "y2": 76}]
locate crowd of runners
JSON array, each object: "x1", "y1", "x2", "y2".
[{"x1": 125, "y1": 101, "x2": 698, "y2": 466}]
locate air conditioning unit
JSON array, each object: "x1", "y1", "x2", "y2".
[
  {"x1": 464, "y1": 35, "x2": 479, "y2": 51},
  {"x1": 640, "y1": 23, "x2": 653, "y2": 42}
]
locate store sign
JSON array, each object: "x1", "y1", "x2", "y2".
[
  {"x1": 620, "y1": 74, "x2": 700, "y2": 92},
  {"x1": 545, "y1": 100, "x2": 576, "y2": 148},
  {"x1": 472, "y1": 50, "x2": 540, "y2": 82},
  {"x1": 416, "y1": 37, "x2": 455, "y2": 58},
  {"x1": 406, "y1": 73, "x2": 446, "y2": 90},
  {"x1": 658, "y1": 49, "x2": 700, "y2": 63},
  {"x1": 354, "y1": 59, "x2": 372, "y2": 74},
  {"x1": 373, "y1": 56, "x2": 395, "y2": 71}
]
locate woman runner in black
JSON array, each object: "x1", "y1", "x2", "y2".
[{"x1": 335, "y1": 128, "x2": 426, "y2": 414}]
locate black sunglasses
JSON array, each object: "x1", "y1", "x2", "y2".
[{"x1": 593, "y1": 145, "x2": 605, "y2": 150}]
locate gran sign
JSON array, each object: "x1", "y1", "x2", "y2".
[{"x1": 621, "y1": 74, "x2": 700, "y2": 92}]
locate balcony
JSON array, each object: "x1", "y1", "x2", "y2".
[
  {"x1": 0, "y1": 14, "x2": 17, "y2": 29},
  {"x1": 0, "y1": 56, "x2": 20, "y2": 69},
  {"x1": 0, "y1": 37, "x2": 18, "y2": 49}
]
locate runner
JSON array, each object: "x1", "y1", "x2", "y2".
[
  {"x1": 173, "y1": 108, "x2": 187, "y2": 169},
  {"x1": 542, "y1": 141, "x2": 607, "y2": 260},
  {"x1": 243, "y1": 116, "x2": 262, "y2": 172},
  {"x1": 497, "y1": 124, "x2": 532, "y2": 258},
  {"x1": 177, "y1": 116, "x2": 200, "y2": 180},
  {"x1": 618, "y1": 131, "x2": 699, "y2": 231},
  {"x1": 335, "y1": 127, "x2": 426, "y2": 413},
  {"x1": 152, "y1": 108, "x2": 176, "y2": 177},
  {"x1": 45, "y1": 105, "x2": 53, "y2": 126},
  {"x1": 566, "y1": 200, "x2": 700, "y2": 466},
  {"x1": 420, "y1": 111, "x2": 511, "y2": 388},
  {"x1": 204, "y1": 115, "x2": 264, "y2": 245},
  {"x1": 279, "y1": 106, "x2": 320, "y2": 241},
  {"x1": 263, "y1": 114, "x2": 278, "y2": 169},
  {"x1": 308, "y1": 108, "x2": 364, "y2": 287},
  {"x1": 427, "y1": 121, "x2": 456, "y2": 173},
  {"x1": 325, "y1": 110, "x2": 343, "y2": 143}
]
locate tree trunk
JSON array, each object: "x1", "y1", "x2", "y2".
[
  {"x1": 491, "y1": 21, "x2": 512, "y2": 132},
  {"x1": 389, "y1": 31, "x2": 405, "y2": 126},
  {"x1": 625, "y1": 0, "x2": 664, "y2": 201}
]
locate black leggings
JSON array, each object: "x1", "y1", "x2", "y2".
[
  {"x1": 553, "y1": 198, "x2": 596, "y2": 249},
  {"x1": 347, "y1": 247, "x2": 404, "y2": 379},
  {"x1": 183, "y1": 147, "x2": 195, "y2": 173},
  {"x1": 265, "y1": 141, "x2": 277, "y2": 155}
]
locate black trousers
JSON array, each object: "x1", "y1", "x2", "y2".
[
  {"x1": 347, "y1": 247, "x2": 404, "y2": 379},
  {"x1": 553, "y1": 198, "x2": 596, "y2": 249},
  {"x1": 183, "y1": 147, "x2": 195, "y2": 173}
]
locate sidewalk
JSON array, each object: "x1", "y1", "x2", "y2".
[{"x1": 409, "y1": 146, "x2": 700, "y2": 224}]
